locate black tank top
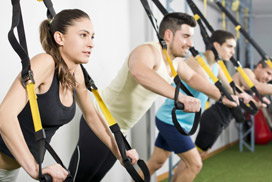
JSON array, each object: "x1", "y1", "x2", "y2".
[{"x1": 0, "y1": 70, "x2": 76, "y2": 161}]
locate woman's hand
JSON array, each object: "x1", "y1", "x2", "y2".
[{"x1": 41, "y1": 164, "x2": 68, "y2": 182}]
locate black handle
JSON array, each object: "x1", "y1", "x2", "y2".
[
  {"x1": 40, "y1": 173, "x2": 74, "y2": 182},
  {"x1": 40, "y1": 174, "x2": 52, "y2": 182},
  {"x1": 110, "y1": 124, "x2": 150, "y2": 182}
]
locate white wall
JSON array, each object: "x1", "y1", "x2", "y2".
[{"x1": 252, "y1": 15, "x2": 272, "y2": 64}]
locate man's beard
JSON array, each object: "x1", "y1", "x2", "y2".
[{"x1": 169, "y1": 42, "x2": 187, "y2": 58}]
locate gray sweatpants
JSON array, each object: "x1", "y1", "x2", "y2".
[{"x1": 0, "y1": 168, "x2": 19, "y2": 182}]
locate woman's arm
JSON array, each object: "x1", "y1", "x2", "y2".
[
  {"x1": 0, "y1": 53, "x2": 67, "y2": 180},
  {"x1": 74, "y1": 65, "x2": 138, "y2": 164}
]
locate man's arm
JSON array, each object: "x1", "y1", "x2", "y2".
[
  {"x1": 177, "y1": 59, "x2": 237, "y2": 107},
  {"x1": 238, "y1": 68, "x2": 272, "y2": 96},
  {"x1": 128, "y1": 44, "x2": 200, "y2": 112}
]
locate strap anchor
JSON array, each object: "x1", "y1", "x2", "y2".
[
  {"x1": 87, "y1": 79, "x2": 97, "y2": 90},
  {"x1": 22, "y1": 69, "x2": 35, "y2": 87}
]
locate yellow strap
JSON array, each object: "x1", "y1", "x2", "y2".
[
  {"x1": 236, "y1": 66, "x2": 254, "y2": 88},
  {"x1": 163, "y1": 49, "x2": 177, "y2": 77},
  {"x1": 205, "y1": 100, "x2": 210, "y2": 109},
  {"x1": 244, "y1": 8, "x2": 249, "y2": 43},
  {"x1": 244, "y1": 8, "x2": 249, "y2": 30},
  {"x1": 235, "y1": 25, "x2": 241, "y2": 31},
  {"x1": 218, "y1": 60, "x2": 233, "y2": 83},
  {"x1": 194, "y1": 14, "x2": 200, "y2": 21},
  {"x1": 37, "y1": 0, "x2": 43, "y2": 2},
  {"x1": 26, "y1": 83, "x2": 42, "y2": 132},
  {"x1": 196, "y1": 145, "x2": 204, "y2": 152},
  {"x1": 231, "y1": 0, "x2": 240, "y2": 38},
  {"x1": 266, "y1": 59, "x2": 272, "y2": 70},
  {"x1": 236, "y1": 12, "x2": 240, "y2": 39},
  {"x1": 195, "y1": 55, "x2": 218, "y2": 83},
  {"x1": 231, "y1": 0, "x2": 240, "y2": 11},
  {"x1": 222, "y1": 0, "x2": 226, "y2": 30},
  {"x1": 204, "y1": 0, "x2": 207, "y2": 18},
  {"x1": 92, "y1": 89, "x2": 117, "y2": 126}
]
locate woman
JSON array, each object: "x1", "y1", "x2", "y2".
[{"x1": 0, "y1": 9, "x2": 138, "y2": 182}]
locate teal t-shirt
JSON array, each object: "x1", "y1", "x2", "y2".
[{"x1": 156, "y1": 53, "x2": 218, "y2": 132}]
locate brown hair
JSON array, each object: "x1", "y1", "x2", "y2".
[
  {"x1": 254, "y1": 60, "x2": 269, "y2": 69},
  {"x1": 40, "y1": 9, "x2": 90, "y2": 90},
  {"x1": 158, "y1": 12, "x2": 196, "y2": 39},
  {"x1": 210, "y1": 30, "x2": 235, "y2": 45}
]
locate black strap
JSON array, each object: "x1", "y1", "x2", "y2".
[
  {"x1": 140, "y1": 0, "x2": 163, "y2": 44},
  {"x1": 140, "y1": 0, "x2": 201, "y2": 135},
  {"x1": 34, "y1": 129, "x2": 73, "y2": 182},
  {"x1": 186, "y1": 0, "x2": 214, "y2": 32},
  {"x1": 110, "y1": 124, "x2": 150, "y2": 182},
  {"x1": 37, "y1": 140, "x2": 73, "y2": 182},
  {"x1": 171, "y1": 76, "x2": 202, "y2": 135},
  {"x1": 42, "y1": 0, "x2": 56, "y2": 18},
  {"x1": 235, "y1": 86, "x2": 258, "y2": 115},
  {"x1": 8, "y1": 0, "x2": 33, "y2": 86},
  {"x1": 8, "y1": 0, "x2": 73, "y2": 181},
  {"x1": 151, "y1": 0, "x2": 168, "y2": 16},
  {"x1": 81, "y1": 65, "x2": 150, "y2": 182}
]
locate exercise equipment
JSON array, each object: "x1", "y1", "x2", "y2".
[{"x1": 254, "y1": 109, "x2": 272, "y2": 145}]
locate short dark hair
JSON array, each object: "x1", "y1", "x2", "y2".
[
  {"x1": 210, "y1": 30, "x2": 235, "y2": 45},
  {"x1": 254, "y1": 60, "x2": 269, "y2": 69},
  {"x1": 158, "y1": 12, "x2": 196, "y2": 39}
]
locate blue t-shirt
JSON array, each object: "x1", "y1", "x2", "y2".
[{"x1": 156, "y1": 53, "x2": 218, "y2": 132}]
